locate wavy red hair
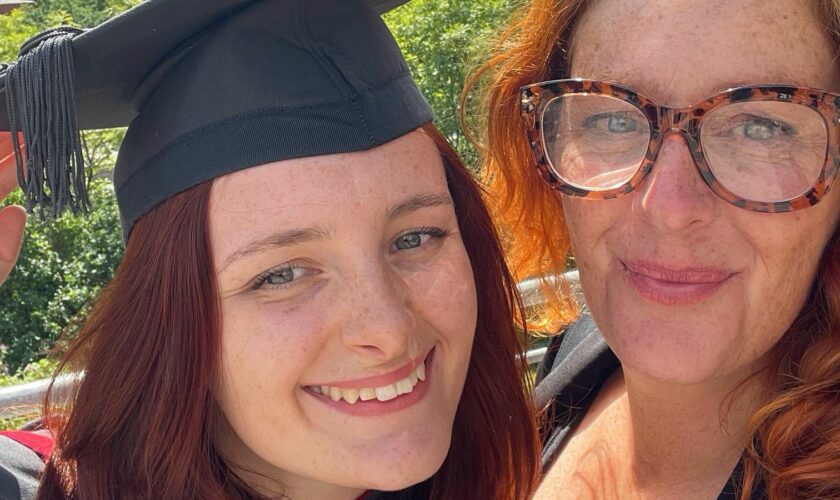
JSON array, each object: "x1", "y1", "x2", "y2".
[
  {"x1": 35, "y1": 124, "x2": 540, "y2": 499},
  {"x1": 465, "y1": 1, "x2": 840, "y2": 497}
]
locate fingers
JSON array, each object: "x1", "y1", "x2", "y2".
[
  {"x1": 0, "y1": 205, "x2": 27, "y2": 286},
  {"x1": 0, "y1": 133, "x2": 22, "y2": 199}
]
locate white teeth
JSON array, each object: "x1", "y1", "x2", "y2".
[
  {"x1": 375, "y1": 384, "x2": 399, "y2": 401},
  {"x1": 329, "y1": 387, "x2": 342, "y2": 402},
  {"x1": 312, "y1": 359, "x2": 428, "y2": 404},
  {"x1": 341, "y1": 388, "x2": 360, "y2": 404},
  {"x1": 395, "y1": 378, "x2": 413, "y2": 395},
  {"x1": 359, "y1": 388, "x2": 377, "y2": 401}
]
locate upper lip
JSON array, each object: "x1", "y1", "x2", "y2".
[
  {"x1": 305, "y1": 348, "x2": 431, "y2": 389},
  {"x1": 621, "y1": 260, "x2": 735, "y2": 283}
]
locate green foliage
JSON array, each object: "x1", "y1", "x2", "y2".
[
  {"x1": 0, "y1": 178, "x2": 122, "y2": 372},
  {"x1": 0, "y1": 356, "x2": 58, "y2": 386},
  {"x1": 385, "y1": 0, "x2": 515, "y2": 168}
]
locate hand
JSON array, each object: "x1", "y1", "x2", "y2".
[{"x1": 0, "y1": 133, "x2": 27, "y2": 286}]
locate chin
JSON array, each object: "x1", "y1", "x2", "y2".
[
  {"x1": 355, "y1": 443, "x2": 449, "y2": 491},
  {"x1": 604, "y1": 312, "x2": 738, "y2": 385},
  {"x1": 345, "y1": 427, "x2": 452, "y2": 491}
]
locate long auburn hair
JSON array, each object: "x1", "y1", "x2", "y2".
[
  {"x1": 465, "y1": 1, "x2": 840, "y2": 498},
  {"x1": 35, "y1": 123, "x2": 540, "y2": 499}
]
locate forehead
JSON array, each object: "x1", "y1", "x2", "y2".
[
  {"x1": 569, "y1": 0, "x2": 840, "y2": 105},
  {"x1": 207, "y1": 130, "x2": 446, "y2": 260}
]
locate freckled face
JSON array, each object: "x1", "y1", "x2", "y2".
[
  {"x1": 563, "y1": 0, "x2": 840, "y2": 384},
  {"x1": 209, "y1": 130, "x2": 477, "y2": 494}
]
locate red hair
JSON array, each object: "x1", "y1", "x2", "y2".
[
  {"x1": 465, "y1": 1, "x2": 840, "y2": 497},
  {"x1": 36, "y1": 123, "x2": 540, "y2": 499},
  {"x1": 461, "y1": 0, "x2": 582, "y2": 333}
]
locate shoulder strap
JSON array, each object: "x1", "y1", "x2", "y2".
[
  {"x1": 534, "y1": 313, "x2": 598, "y2": 385},
  {"x1": 534, "y1": 314, "x2": 606, "y2": 408}
]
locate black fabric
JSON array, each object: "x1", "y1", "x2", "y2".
[
  {"x1": 0, "y1": 436, "x2": 43, "y2": 500},
  {"x1": 365, "y1": 480, "x2": 431, "y2": 500},
  {"x1": 0, "y1": 0, "x2": 432, "y2": 236},
  {"x1": 535, "y1": 314, "x2": 767, "y2": 500}
]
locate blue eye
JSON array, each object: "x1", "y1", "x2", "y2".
[
  {"x1": 741, "y1": 118, "x2": 795, "y2": 141},
  {"x1": 392, "y1": 227, "x2": 449, "y2": 251},
  {"x1": 252, "y1": 265, "x2": 305, "y2": 290},
  {"x1": 583, "y1": 112, "x2": 640, "y2": 133},
  {"x1": 395, "y1": 232, "x2": 425, "y2": 250}
]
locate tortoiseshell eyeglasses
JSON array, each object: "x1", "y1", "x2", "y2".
[{"x1": 520, "y1": 79, "x2": 840, "y2": 212}]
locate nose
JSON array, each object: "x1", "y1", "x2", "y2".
[
  {"x1": 339, "y1": 259, "x2": 416, "y2": 361},
  {"x1": 632, "y1": 132, "x2": 718, "y2": 232}
]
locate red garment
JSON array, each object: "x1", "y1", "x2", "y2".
[{"x1": 0, "y1": 431, "x2": 54, "y2": 461}]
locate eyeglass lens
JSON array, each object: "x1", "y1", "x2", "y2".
[{"x1": 541, "y1": 95, "x2": 828, "y2": 202}]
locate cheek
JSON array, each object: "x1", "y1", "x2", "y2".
[
  {"x1": 561, "y1": 196, "x2": 624, "y2": 298},
  {"x1": 741, "y1": 212, "x2": 838, "y2": 337},
  {"x1": 405, "y1": 241, "x2": 478, "y2": 348},
  {"x1": 215, "y1": 297, "x2": 329, "y2": 418}
]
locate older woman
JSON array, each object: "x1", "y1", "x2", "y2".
[
  {"x1": 471, "y1": 0, "x2": 840, "y2": 498},
  {"x1": 0, "y1": 0, "x2": 540, "y2": 498}
]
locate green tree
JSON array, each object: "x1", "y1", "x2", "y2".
[
  {"x1": 0, "y1": 178, "x2": 122, "y2": 371},
  {"x1": 384, "y1": 0, "x2": 515, "y2": 168}
]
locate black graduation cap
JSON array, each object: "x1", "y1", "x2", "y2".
[{"x1": 0, "y1": 0, "x2": 433, "y2": 237}]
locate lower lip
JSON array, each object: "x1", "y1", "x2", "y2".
[
  {"x1": 621, "y1": 262, "x2": 730, "y2": 306},
  {"x1": 304, "y1": 350, "x2": 434, "y2": 417}
]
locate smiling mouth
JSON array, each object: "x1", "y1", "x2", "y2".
[{"x1": 304, "y1": 350, "x2": 430, "y2": 405}]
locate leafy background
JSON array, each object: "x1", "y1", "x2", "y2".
[{"x1": 0, "y1": 0, "x2": 514, "y2": 380}]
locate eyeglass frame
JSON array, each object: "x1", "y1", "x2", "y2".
[{"x1": 520, "y1": 78, "x2": 840, "y2": 213}]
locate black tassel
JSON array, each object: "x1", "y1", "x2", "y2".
[{"x1": 5, "y1": 27, "x2": 89, "y2": 220}]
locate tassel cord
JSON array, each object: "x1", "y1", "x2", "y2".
[{"x1": 5, "y1": 28, "x2": 89, "y2": 220}]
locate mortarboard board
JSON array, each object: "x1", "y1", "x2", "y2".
[{"x1": 0, "y1": 0, "x2": 433, "y2": 238}]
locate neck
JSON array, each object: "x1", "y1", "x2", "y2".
[{"x1": 618, "y1": 363, "x2": 772, "y2": 489}]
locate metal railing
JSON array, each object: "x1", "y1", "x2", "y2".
[{"x1": 0, "y1": 271, "x2": 582, "y2": 419}]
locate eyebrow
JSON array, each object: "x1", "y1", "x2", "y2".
[
  {"x1": 221, "y1": 193, "x2": 453, "y2": 270},
  {"x1": 386, "y1": 192, "x2": 453, "y2": 220},
  {"x1": 222, "y1": 227, "x2": 332, "y2": 270}
]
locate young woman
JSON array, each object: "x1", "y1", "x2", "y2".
[
  {"x1": 470, "y1": 0, "x2": 840, "y2": 498},
  {"x1": 0, "y1": 0, "x2": 540, "y2": 498}
]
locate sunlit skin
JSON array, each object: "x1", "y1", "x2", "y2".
[
  {"x1": 536, "y1": 0, "x2": 840, "y2": 498},
  {"x1": 208, "y1": 130, "x2": 477, "y2": 500}
]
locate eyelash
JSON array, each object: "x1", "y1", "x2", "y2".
[
  {"x1": 249, "y1": 227, "x2": 450, "y2": 291},
  {"x1": 251, "y1": 264, "x2": 306, "y2": 291},
  {"x1": 393, "y1": 226, "x2": 450, "y2": 250}
]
